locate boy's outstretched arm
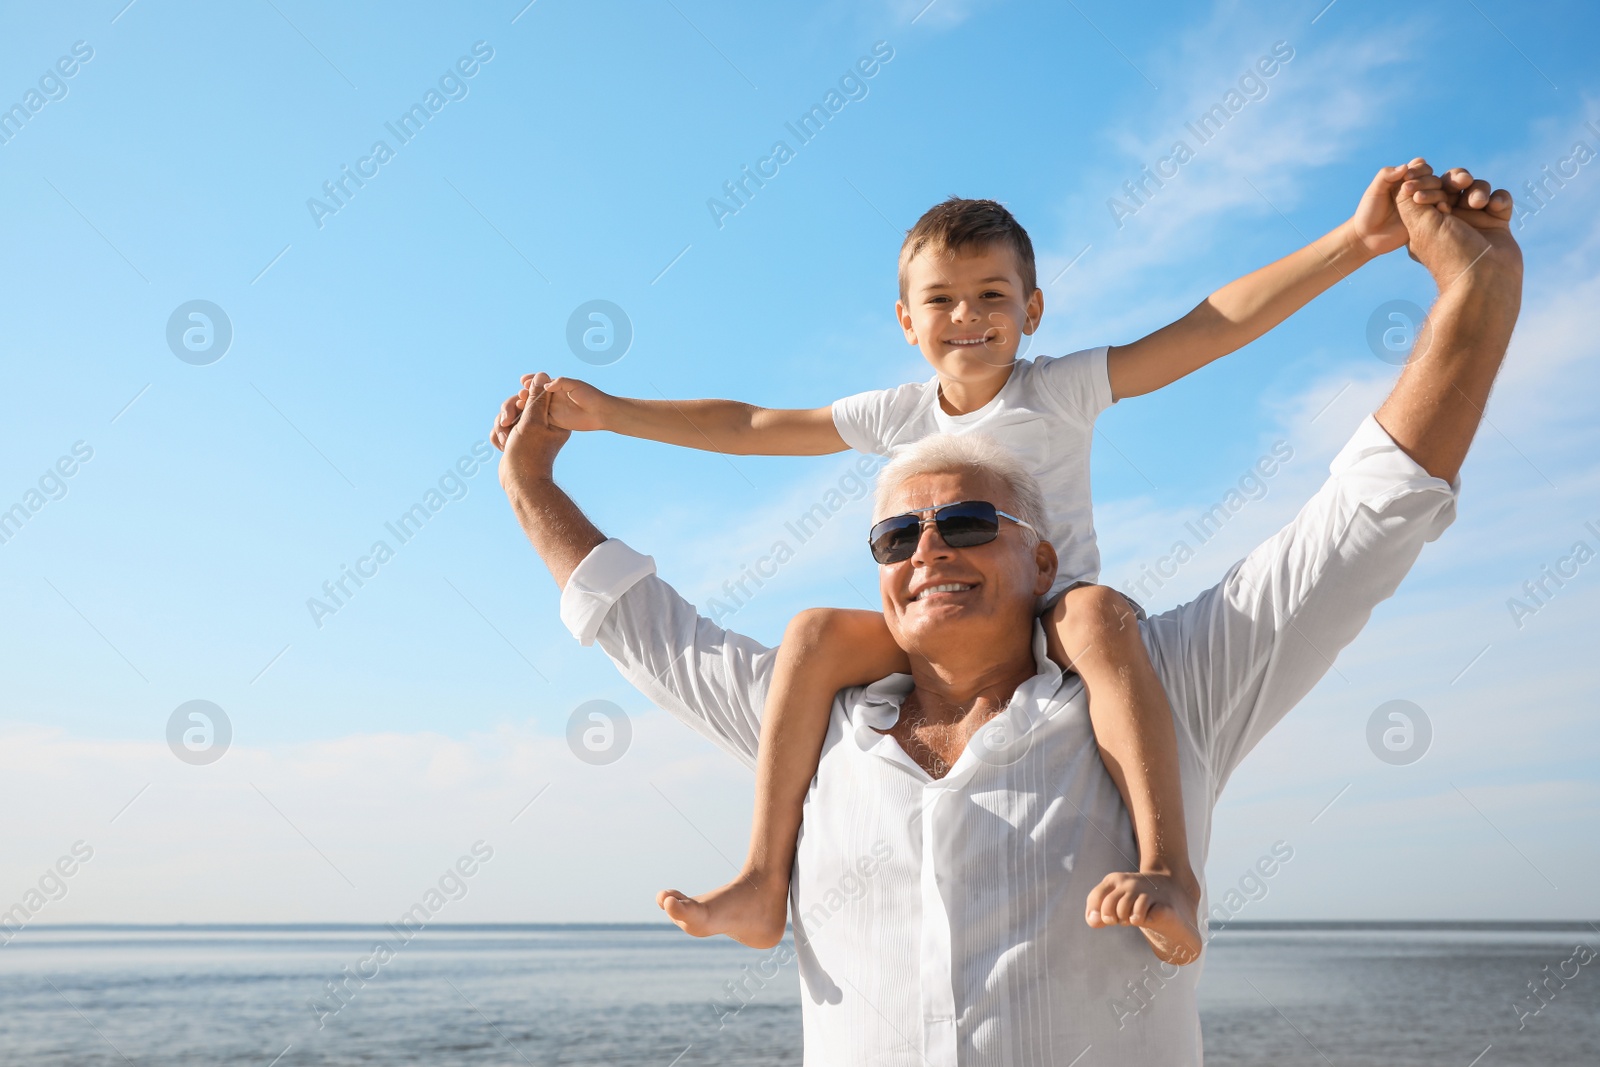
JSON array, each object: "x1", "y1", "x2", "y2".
[
  {"x1": 504, "y1": 373, "x2": 849, "y2": 457},
  {"x1": 1107, "y1": 158, "x2": 1442, "y2": 401}
]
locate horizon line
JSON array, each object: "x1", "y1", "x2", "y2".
[{"x1": 10, "y1": 919, "x2": 1598, "y2": 932}]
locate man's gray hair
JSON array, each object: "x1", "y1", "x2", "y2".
[{"x1": 873, "y1": 432, "x2": 1049, "y2": 546}]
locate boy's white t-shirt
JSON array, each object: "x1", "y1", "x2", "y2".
[{"x1": 831, "y1": 346, "x2": 1113, "y2": 599}]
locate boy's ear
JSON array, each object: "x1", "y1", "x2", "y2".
[
  {"x1": 1025, "y1": 287, "x2": 1044, "y2": 333},
  {"x1": 895, "y1": 299, "x2": 918, "y2": 344}
]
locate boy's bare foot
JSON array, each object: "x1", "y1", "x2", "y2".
[
  {"x1": 655, "y1": 872, "x2": 789, "y2": 950},
  {"x1": 1084, "y1": 870, "x2": 1203, "y2": 966}
]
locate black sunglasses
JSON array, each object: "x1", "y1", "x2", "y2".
[{"x1": 868, "y1": 499, "x2": 1038, "y2": 565}]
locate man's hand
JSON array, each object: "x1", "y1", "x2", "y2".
[
  {"x1": 1394, "y1": 161, "x2": 1521, "y2": 290},
  {"x1": 491, "y1": 372, "x2": 607, "y2": 590},
  {"x1": 494, "y1": 372, "x2": 572, "y2": 492}
]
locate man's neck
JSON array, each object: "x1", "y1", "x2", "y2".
[
  {"x1": 878, "y1": 644, "x2": 1038, "y2": 780},
  {"x1": 903, "y1": 645, "x2": 1039, "y2": 727}
]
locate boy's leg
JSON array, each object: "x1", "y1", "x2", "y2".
[
  {"x1": 1046, "y1": 584, "x2": 1203, "y2": 966},
  {"x1": 657, "y1": 607, "x2": 909, "y2": 949}
]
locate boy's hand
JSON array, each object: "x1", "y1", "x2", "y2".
[
  {"x1": 1349, "y1": 158, "x2": 1437, "y2": 257},
  {"x1": 519, "y1": 373, "x2": 610, "y2": 432}
]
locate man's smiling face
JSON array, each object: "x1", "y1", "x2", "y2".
[
  {"x1": 877, "y1": 468, "x2": 1056, "y2": 659},
  {"x1": 895, "y1": 243, "x2": 1044, "y2": 392}
]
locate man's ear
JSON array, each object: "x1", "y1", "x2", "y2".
[{"x1": 1033, "y1": 538, "x2": 1058, "y2": 597}]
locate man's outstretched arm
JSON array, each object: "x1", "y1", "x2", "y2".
[
  {"x1": 493, "y1": 373, "x2": 776, "y2": 768},
  {"x1": 1145, "y1": 162, "x2": 1522, "y2": 782},
  {"x1": 494, "y1": 375, "x2": 604, "y2": 590},
  {"x1": 1374, "y1": 163, "x2": 1523, "y2": 483}
]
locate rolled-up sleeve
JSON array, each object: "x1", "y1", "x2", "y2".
[
  {"x1": 560, "y1": 538, "x2": 775, "y2": 769},
  {"x1": 1144, "y1": 415, "x2": 1459, "y2": 787}
]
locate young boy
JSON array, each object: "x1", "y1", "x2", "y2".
[{"x1": 499, "y1": 161, "x2": 1434, "y2": 965}]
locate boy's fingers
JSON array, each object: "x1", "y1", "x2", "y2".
[
  {"x1": 1085, "y1": 879, "x2": 1112, "y2": 925},
  {"x1": 1370, "y1": 163, "x2": 1409, "y2": 191}
]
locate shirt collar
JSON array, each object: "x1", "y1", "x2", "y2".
[{"x1": 846, "y1": 620, "x2": 1072, "y2": 779}]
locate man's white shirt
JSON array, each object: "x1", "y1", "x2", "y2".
[
  {"x1": 831, "y1": 347, "x2": 1113, "y2": 598},
  {"x1": 559, "y1": 415, "x2": 1457, "y2": 1067}
]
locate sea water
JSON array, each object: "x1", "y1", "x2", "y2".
[{"x1": 0, "y1": 923, "x2": 1594, "y2": 1065}]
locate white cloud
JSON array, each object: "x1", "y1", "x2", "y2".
[{"x1": 0, "y1": 717, "x2": 760, "y2": 926}]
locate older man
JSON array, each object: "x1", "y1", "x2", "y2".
[{"x1": 494, "y1": 166, "x2": 1521, "y2": 1065}]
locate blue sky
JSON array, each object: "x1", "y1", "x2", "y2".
[{"x1": 1, "y1": 0, "x2": 1597, "y2": 925}]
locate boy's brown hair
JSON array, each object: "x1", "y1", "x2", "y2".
[{"x1": 897, "y1": 197, "x2": 1038, "y2": 302}]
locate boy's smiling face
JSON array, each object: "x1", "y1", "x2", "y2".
[{"x1": 896, "y1": 241, "x2": 1044, "y2": 403}]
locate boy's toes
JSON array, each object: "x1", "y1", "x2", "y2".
[
  {"x1": 657, "y1": 889, "x2": 708, "y2": 935},
  {"x1": 1086, "y1": 872, "x2": 1136, "y2": 927}
]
